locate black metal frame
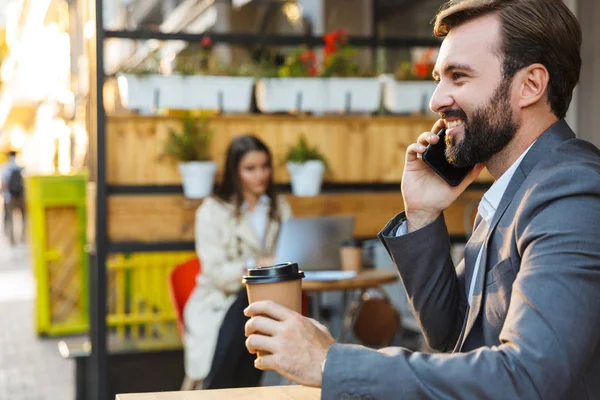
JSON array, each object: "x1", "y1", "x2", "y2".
[
  {"x1": 91, "y1": 2, "x2": 451, "y2": 398},
  {"x1": 107, "y1": 181, "x2": 490, "y2": 196},
  {"x1": 105, "y1": 29, "x2": 441, "y2": 48},
  {"x1": 91, "y1": 0, "x2": 108, "y2": 398}
]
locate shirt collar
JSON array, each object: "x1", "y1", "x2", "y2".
[
  {"x1": 242, "y1": 194, "x2": 271, "y2": 212},
  {"x1": 479, "y1": 141, "x2": 536, "y2": 222}
]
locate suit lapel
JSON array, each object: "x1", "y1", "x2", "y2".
[
  {"x1": 458, "y1": 167, "x2": 526, "y2": 351},
  {"x1": 457, "y1": 119, "x2": 576, "y2": 351}
]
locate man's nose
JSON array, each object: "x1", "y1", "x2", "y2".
[{"x1": 429, "y1": 83, "x2": 454, "y2": 114}]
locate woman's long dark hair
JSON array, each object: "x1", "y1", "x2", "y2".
[{"x1": 214, "y1": 134, "x2": 279, "y2": 221}]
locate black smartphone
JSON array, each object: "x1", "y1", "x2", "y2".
[{"x1": 422, "y1": 128, "x2": 472, "y2": 187}]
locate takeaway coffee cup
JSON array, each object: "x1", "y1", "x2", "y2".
[
  {"x1": 242, "y1": 262, "x2": 305, "y2": 313},
  {"x1": 340, "y1": 239, "x2": 363, "y2": 273}
]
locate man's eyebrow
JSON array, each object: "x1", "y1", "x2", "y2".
[
  {"x1": 445, "y1": 63, "x2": 476, "y2": 74},
  {"x1": 433, "y1": 63, "x2": 476, "y2": 79}
]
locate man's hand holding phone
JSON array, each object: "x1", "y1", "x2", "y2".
[{"x1": 402, "y1": 119, "x2": 485, "y2": 233}]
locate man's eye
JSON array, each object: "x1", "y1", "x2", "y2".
[{"x1": 453, "y1": 72, "x2": 466, "y2": 80}]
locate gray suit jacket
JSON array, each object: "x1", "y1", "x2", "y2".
[{"x1": 322, "y1": 120, "x2": 600, "y2": 400}]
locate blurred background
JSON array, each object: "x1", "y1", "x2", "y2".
[{"x1": 0, "y1": 0, "x2": 595, "y2": 399}]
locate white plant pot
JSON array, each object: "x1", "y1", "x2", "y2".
[
  {"x1": 117, "y1": 74, "x2": 254, "y2": 112},
  {"x1": 184, "y1": 76, "x2": 255, "y2": 112},
  {"x1": 287, "y1": 161, "x2": 325, "y2": 197},
  {"x1": 178, "y1": 161, "x2": 217, "y2": 199},
  {"x1": 256, "y1": 78, "x2": 325, "y2": 113},
  {"x1": 382, "y1": 76, "x2": 437, "y2": 114},
  {"x1": 324, "y1": 77, "x2": 382, "y2": 113},
  {"x1": 117, "y1": 74, "x2": 160, "y2": 111},
  {"x1": 158, "y1": 75, "x2": 186, "y2": 109}
]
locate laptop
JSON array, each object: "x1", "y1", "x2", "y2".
[{"x1": 275, "y1": 215, "x2": 355, "y2": 277}]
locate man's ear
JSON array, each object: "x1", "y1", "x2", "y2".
[{"x1": 518, "y1": 63, "x2": 550, "y2": 109}]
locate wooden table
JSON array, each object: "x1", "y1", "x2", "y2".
[
  {"x1": 116, "y1": 386, "x2": 320, "y2": 400},
  {"x1": 302, "y1": 268, "x2": 399, "y2": 292}
]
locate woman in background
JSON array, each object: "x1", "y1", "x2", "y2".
[{"x1": 183, "y1": 134, "x2": 292, "y2": 389}]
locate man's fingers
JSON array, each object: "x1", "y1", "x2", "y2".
[
  {"x1": 245, "y1": 315, "x2": 280, "y2": 337},
  {"x1": 245, "y1": 334, "x2": 276, "y2": 355},
  {"x1": 244, "y1": 300, "x2": 295, "y2": 321},
  {"x1": 254, "y1": 354, "x2": 278, "y2": 371},
  {"x1": 405, "y1": 119, "x2": 444, "y2": 163},
  {"x1": 417, "y1": 131, "x2": 439, "y2": 147},
  {"x1": 406, "y1": 142, "x2": 428, "y2": 162},
  {"x1": 431, "y1": 119, "x2": 446, "y2": 134}
]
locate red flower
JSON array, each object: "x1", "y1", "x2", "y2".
[
  {"x1": 308, "y1": 66, "x2": 317, "y2": 77},
  {"x1": 414, "y1": 62, "x2": 430, "y2": 79},
  {"x1": 324, "y1": 31, "x2": 337, "y2": 45},
  {"x1": 201, "y1": 36, "x2": 212, "y2": 48},
  {"x1": 299, "y1": 50, "x2": 315, "y2": 62},
  {"x1": 323, "y1": 29, "x2": 349, "y2": 59}
]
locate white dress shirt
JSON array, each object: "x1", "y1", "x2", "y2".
[
  {"x1": 397, "y1": 142, "x2": 535, "y2": 304},
  {"x1": 242, "y1": 194, "x2": 271, "y2": 268}
]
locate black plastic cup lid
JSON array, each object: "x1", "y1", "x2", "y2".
[
  {"x1": 242, "y1": 262, "x2": 305, "y2": 285},
  {"x1": 341, "y1": 238, "x2": 362, "y2": 247}
]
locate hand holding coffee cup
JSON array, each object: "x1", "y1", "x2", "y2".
[{"x1": 242, "y1": 262, "x2": 305, "y2": 356}]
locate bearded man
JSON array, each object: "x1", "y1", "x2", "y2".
[{"x1": 244, "y1": 1, "x2": 600, "y2": 399}]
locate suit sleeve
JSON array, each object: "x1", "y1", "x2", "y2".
[
  {"x1": 378, "y1": 212, "x2": 468, "y2": 352},
  {"x1": 323, "y1": 165, "x2": 600, "y2": 400},
  {"x1": 195, "y1": 199, "x2": 245, "y2": 294}
]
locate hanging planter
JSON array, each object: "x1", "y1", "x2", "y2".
[
  {"x1": 180, "y1": 75, "x2": 254, "y2": 112},
  {"x1": 255, "y1": 78, "x2": 325, "y2": 113},
  {"x1": 382, "y1": 76, "x2": 437, "y2": 115},
  {"x1": 117, "y1": 74, "x2": 172, "y2": 111},
  {"x1": 324, "y1": 77, "x2": 382, "y2": 113},
  {"x1": 117, "y1": 74, "x2": 254, "y2": 112}
]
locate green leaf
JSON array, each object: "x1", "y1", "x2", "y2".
[
  {"x1": 163, "y1": 114, "x2": 214, "y2": 162},
  {"x1": 284, "y1": 134, "x2": 330, "y2": 171}
]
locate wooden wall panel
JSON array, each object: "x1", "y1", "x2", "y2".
[
  {"x1": 106, "y1": 115, "x2": 494, "y2": 185},
  {"x1": 108, "y1": 191, "x2": 483, "y2": 243}
]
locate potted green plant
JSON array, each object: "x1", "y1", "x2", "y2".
[
  {"x1": 285, "y1": 135, "x2": 329, "y2": 196},
  {"x1": 165, "y1": 114, "x2": 217, "y2": 198}
]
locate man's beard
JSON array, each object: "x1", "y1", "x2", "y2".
[{"x1": 444, "y1": 79, "x2": 520, "y2": 168}]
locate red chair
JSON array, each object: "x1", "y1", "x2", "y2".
[{"x1": 168, "y1": 257, "x2": 202, "y2": 390}]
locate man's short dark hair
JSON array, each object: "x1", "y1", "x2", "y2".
[{"x1": 434, "y1": 0, "x2": 582, "y2": 120}]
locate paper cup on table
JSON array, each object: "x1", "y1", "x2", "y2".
[
  {"x1": 243, "y1": 262, "x2": 305, "y2": 357},
  {"x1": 340, "y1": 239, "x2": 363, "y2": 273}
]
